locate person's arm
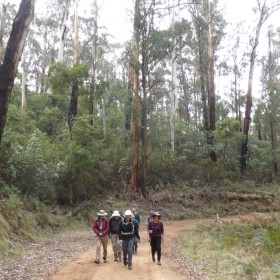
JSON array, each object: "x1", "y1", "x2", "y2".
[
  {"x1": 92, "y1": 219, "x2": 100, "y2": 235},
  {"x1": 104, "y1": 219, "x2": 110, "y2": 235},
  {"x1": 135, "y1": 223, "x2": 140, "y2": 240},
  {"x1": 118, "y1": 221, "x2": 123, "y2": 240}
]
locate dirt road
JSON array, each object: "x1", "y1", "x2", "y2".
[{"x1": 49, "y1": 221, "x2": 205, "y2": 280}]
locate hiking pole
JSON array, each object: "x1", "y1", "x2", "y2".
[
  {"x1": 148, "y1": 233, "x2": 150, "y2": 263},
  {"x1": 162, "y1": 236, "x2": 164, "y2": 255}
]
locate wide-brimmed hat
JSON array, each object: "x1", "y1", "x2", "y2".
[
  {"x1": 124, "y1": 209, "x2": 132, "y2": 216},
  {"x1": 152, "y1": 211, "x2": 161, "y2": 217},
  {"x1": 112, "y1": 210, "x2": 121, "y2": 217},
  {"x1": 97, "y1": 209, "x2": 107, "y2": 216}
]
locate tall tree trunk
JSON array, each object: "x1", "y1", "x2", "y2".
[
  {"x1": 195, "y1": 17, "x2": 208, "y2": 131},
  {"x1": 206, "y1": 0, "x2": 217, "y2": 161},
  {"x1": 130, "y1": 0, "x2": 141, "y2": 193},
  {"x1": 140, "y1": 43, "x2": 148, "y2": 197},
  {"x1": 241, "y1": 4, "x2": 264, "y2": 173},
  {"x1": 58, "y1": 0, "x2": 71, "y2": 62},
  {"x1": 0, "y1": 0, "x2": 35, "y2": 142},
  {"x1": 125, "y1": 64, "x2": 133, "y2": 131},
  {"x1": 89, "y1": 0, "x2": 98, "y2": 126},
  {"x1": 68, "y1": 0, "x2": 79, "y2": 140}
]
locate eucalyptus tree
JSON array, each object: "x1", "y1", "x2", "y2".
[
  {"x1": 58, "y1": 0, "x2": 71, "y2": 62},
  {"x1": 0, "y1": 0, "x2": 35, "y2": 142},
  {"x1": 256, "y1": 27, "x2": 280, "y2": 174},
  {"x1": 130, "y1": 0, "x2": 141, "y2": 193},
  {"x1": 67, "y1": 0, "x2": 79, "y2": 140},
  {"x1": 240, "y1": 0, "x2": 280, "y2": 173},
  {"x1": 187, "y1": 0, "x2": 225, "y2": 161}
]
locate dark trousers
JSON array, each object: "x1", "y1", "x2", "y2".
[
  {"x1": 150, "y1": 236, "x2": 161, "y2": 261},
  {"x1": 122, "y1": 238, "x2": 134, "y2": 267}
]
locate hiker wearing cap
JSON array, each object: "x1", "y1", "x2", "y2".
[
  {"x1": 109, "y1": 210, "x2": 123, "y2": 261},
  {"x1": 148, "y1": 212, "x2": 164, "y2": 265},
  {"x1": 131, "y1": 214, "x2": 140, "y2": 254},
  {"x1": 119, "y1": 209, "x2": 140, "y2": 270},
  {"x1": 92, "y1": 210, "x2": 110, "y2": 264}
]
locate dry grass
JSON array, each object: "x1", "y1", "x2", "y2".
[{"x1": 177, "y1": 213, "x2": 280, "y2": 279}]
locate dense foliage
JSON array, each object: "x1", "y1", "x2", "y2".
[{"x1": 1, "y1": 0, "x2": 280, "y2": 206}]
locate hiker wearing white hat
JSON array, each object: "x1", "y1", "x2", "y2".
[
  {"x1": 92, "y1": 210, "x2": 109, "y2": 264},
  {"x1": 109, "y1": 210, "x2": 123, "y2": 261},
  {"x1": 118, "y1": 209, "x2": 140, "y2": 270}
]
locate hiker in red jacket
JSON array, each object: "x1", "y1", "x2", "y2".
[
  {"x1": 92, "y1": 209, "x2": 110, "y2": 264},
  {"x1": 148, "y1": 212, "x2": 164, "y2": 265}
]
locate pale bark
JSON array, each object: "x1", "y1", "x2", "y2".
[
  {"x1": 89, "y1": 0, "x2": 98, "y2": 126},
  {"x1": 0, "y1": 0, "x2": 35, "y2": 142},
  {"x1": 58, "y1": 0, "x2": 71, "y2": 62}
]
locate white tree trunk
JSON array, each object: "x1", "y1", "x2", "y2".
[
  {"x1": 73, "y1": 0, "x2": 79, "y2": 65},
  {"x1": 58, "y1": 0, "x2": 71, "y2": 62}
]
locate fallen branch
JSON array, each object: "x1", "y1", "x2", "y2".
[
  {"x1": 7, "y1": 239, "x2": 17, "y2": 250},
  {"x1": 11, "y1": 237, "x2": 42, "y2": 247}
]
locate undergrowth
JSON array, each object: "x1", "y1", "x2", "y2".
[{"x1": 178, "y1": 213, "x2": 280, "y2": 279}]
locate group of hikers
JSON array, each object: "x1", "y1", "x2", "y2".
[{"x1": 92, "y1": 208, "x2": 164, "y2": 270}]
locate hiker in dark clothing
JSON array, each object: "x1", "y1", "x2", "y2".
[
  {"x1": 131, "y1": 214, "x2": 140, "y2": 254},
  {"x1": 119, "y1": 209, "x2": 140, "y2": 270},
  {"x1": 109, "y1": 210, "x2": 123, "y2": 261},
  {"x1": 148, "y1": 212, "x2": 164, "y2": 265},
  {"x1": 132, "y1": 208, "x2": 141, "y2": 225}
]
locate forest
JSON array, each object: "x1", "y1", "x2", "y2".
[{"x1": 1, "y1": 0, "x2": 280, "y2": 207}]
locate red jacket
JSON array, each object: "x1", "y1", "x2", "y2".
[{"x1": 92, "y1": 217, "x2": 109, "y2": 236}]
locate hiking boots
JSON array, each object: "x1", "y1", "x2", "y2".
[
  {"x1": 128, "y1": 266, "x2": 132, "y2": 270},
  {"x1": 157, "y1": 261, "x2": 161, "y2": 265},
  {"x1": 123, "y1": 258, "x2": 127, "y2": 266},
  {"x1": 152, "y1": 255, "x2": 155, "y2": 262},
  {"x1": 94, "y1": 260, "x2": 100, "y2": 264}
]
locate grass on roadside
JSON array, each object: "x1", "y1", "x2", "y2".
[{"x1": 178, "y1": 213, "x2": 280, "y2": 280}]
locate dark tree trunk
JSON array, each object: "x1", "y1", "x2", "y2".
[
  {"x1": 0, "y1": 0, "x2": 35, "y2": 142},
  {"x1": 67, "y1": 84, "x2": 78, "y2": 140}
]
